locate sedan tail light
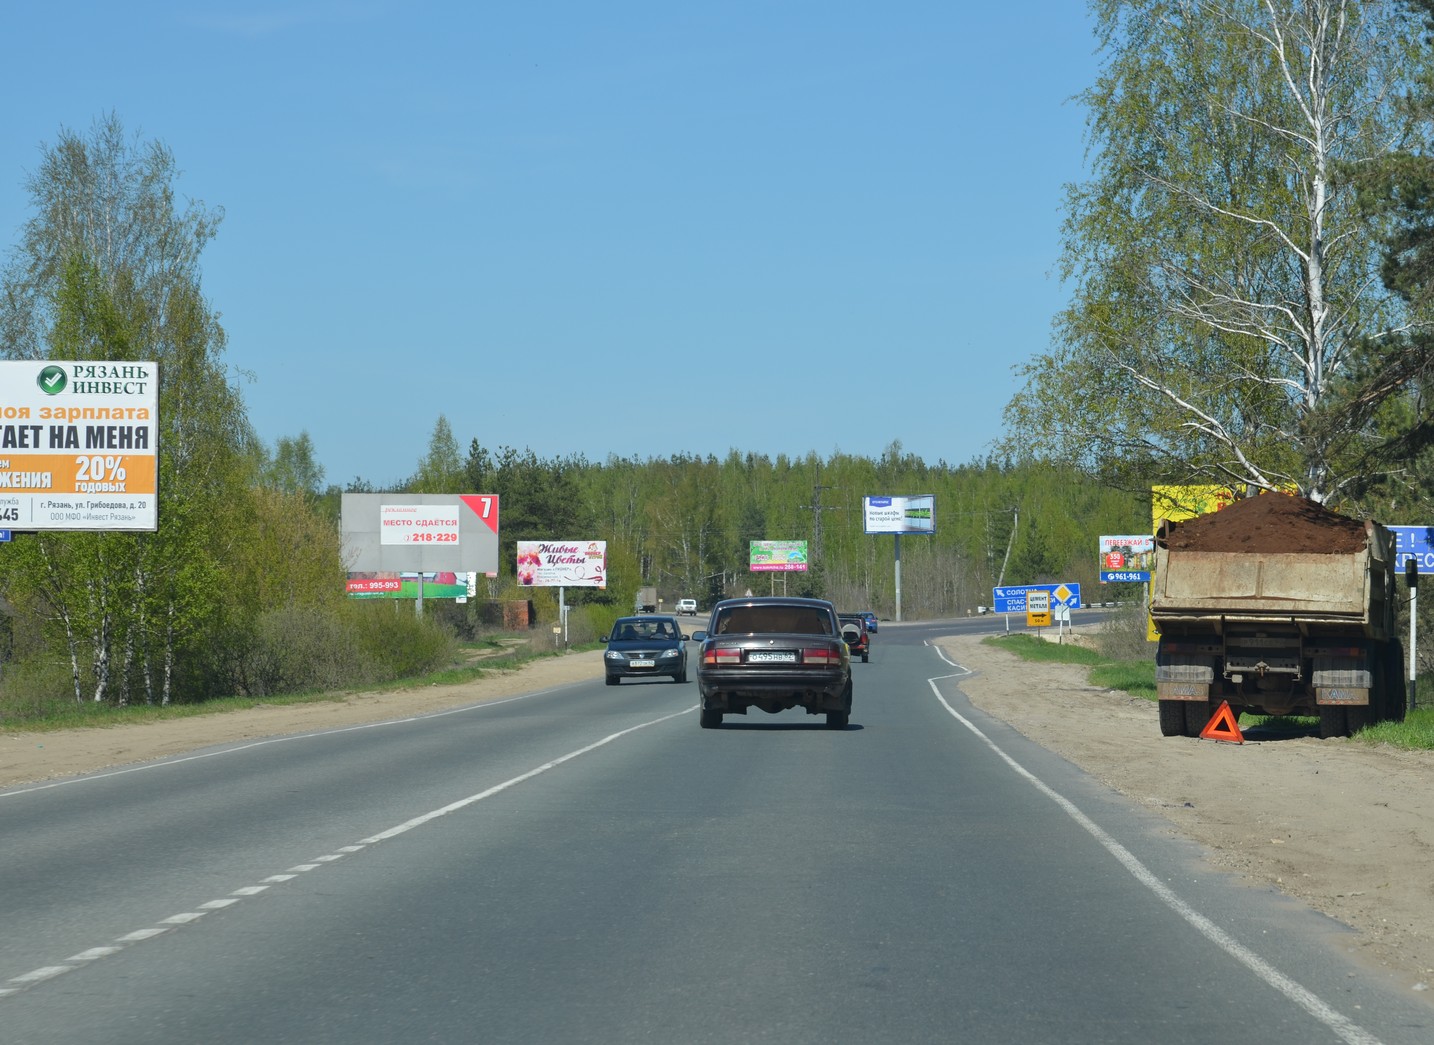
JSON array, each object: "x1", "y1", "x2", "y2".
[
  {"x1": 703, "y1": 648, "x2": 742, "y2": 666},
  {"x1": 801, "y1": 647, "x2": 841, "y2": 665}
]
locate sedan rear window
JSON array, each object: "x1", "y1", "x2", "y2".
[{"x1": 712, "y1": 606, "x2": 833, "y2": 636}]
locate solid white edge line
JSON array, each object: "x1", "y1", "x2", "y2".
[{"x1": 927, "y1": 668, "x2": 1382, "y2": 1045}]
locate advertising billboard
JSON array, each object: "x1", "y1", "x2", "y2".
[
  {"x1": 346, "y1": 572, "x2": 477, "y2": 600},
  {"x1": 516, "y1": 540, "x2": 607, "y2": 587},
  {"x1": 0, "y1": 360, "x2": 159, "y2": 531},
  {"x1": 863, "y1": 494, "x2": 935, "y2": 535},
  {"x1": 341, "y1": 493, "x2": 499, "y2": 574},
  {"x1": 749, "y1": 540, "x2": 808, "y2": 572},
  {"x1": 1099, "y1": 534, "x2": 1155, "y2": 583}
]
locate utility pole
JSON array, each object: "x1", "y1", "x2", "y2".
[
  {"x1": 798, "y1": 465, "x2": 844, "y2": 568},
  {"x1": 996, "y1": 506, "x2": 1018, "y2": 588}
]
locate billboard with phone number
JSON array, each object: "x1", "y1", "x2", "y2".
[
  {"x1": 0, "y1": 360, "x2": 159, "y2": 531},
  {"x1": 750, "y1": 540, "x2": 808, "y2": 572}
]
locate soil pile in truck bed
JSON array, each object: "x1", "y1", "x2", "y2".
[{"x1": 1158, "y1": 493, "x2": 1369, "y2": 554}]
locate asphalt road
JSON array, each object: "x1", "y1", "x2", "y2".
[{"x1": 2, "y1": 616, "x2": 1431, "y2": 1044}]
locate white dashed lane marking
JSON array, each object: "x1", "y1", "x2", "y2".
[{"x1": 1, "y1": 707, "x2": 690, "y2": 1000}]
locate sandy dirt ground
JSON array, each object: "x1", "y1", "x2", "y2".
[{"x1": 5, "y1": 633, "x2": 1434, "y2": 992}]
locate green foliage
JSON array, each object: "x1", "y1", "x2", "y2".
[
  {"x1": 983, "y1": 633, "x2": 1109, "y2": 666},
  {"x1": 343, "y1": 602, "x2": 458, "y2": 682},
  {"x1": 1358, "y1": 705, "x2": 1434, "y2": 749},
  {"x1": 239, "y1": 604, "x2": 374, "y2": 696},
  {"x1": 0, "y1": 655, "x2": 80, "y2": 723},
  {"x1": 1006, "y1": 1, "x2": 1434, "y2": 504},
  {"x1": 1087, "y1": 659, "x2": 1156, "y2": 699},
  {"x1": 410, "y1": 415, "x2": 464, "y2": 493},
  {"x1": 260, "y1": 431, "x2": 326, "y2": 497}
]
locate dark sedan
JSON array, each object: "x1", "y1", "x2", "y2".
[
  {"x1": 602, "y1": 615, "x2": 689, "y2": 684},
  {"x1": 692, "y1": 596, "x2": 852, "y2": 729}
]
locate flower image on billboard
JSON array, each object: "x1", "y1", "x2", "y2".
[{"x1": 516, "y1": 541, "x2": 606, "y2": 587}]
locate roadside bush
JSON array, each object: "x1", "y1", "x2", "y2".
[
  {"x1": 0, "y1": 655, "x2": 82, "y2": 723},
  {"x1": 1094, "y1": 603, "x2": 1156, "y2": 662},
  {"x1": 575, "y1": 603, "x2": 625, "y2": 645},
  {"x1": 345, "y1": 602, "x2": 457, "y2": 683},
  {"x1": 241, "y1": 604, "x2": 375, "y2": 697}
]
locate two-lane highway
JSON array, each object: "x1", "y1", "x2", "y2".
[{"x1": 3, "y1": 621, "x2": 1430, "y2": 1043}]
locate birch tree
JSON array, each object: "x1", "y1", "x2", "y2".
[
  {"x1": 0, "y1": 114, "x2": 251, "y2": 703},
  {"x1": 1004, "y1": 0, "x2": 1432, "y2": 503}
]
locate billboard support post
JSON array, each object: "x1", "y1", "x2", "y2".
[
  {"x1": 894, "y1": 534, "x2": 903, "y2": 623},
  {"x1": 863, "y1": 496, "x2": 933, "y2": 623},
  {"x1": 1408, "y1": 557, "x2": 1418, "y2": 712}
]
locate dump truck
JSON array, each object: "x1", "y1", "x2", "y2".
[{"x1": 1151, "y1": 494, "x2": 1405, "y2": 739}]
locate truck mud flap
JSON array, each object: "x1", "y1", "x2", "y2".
[
  {"x1": 1156, "y1": 647, "x2": 1214, "y2": 702},
  {"x1": 1156, "y1": 681, "x2": 1210, "y2": 701}
]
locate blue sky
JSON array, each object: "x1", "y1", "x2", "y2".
[{"x1": 1, "y1": 2, "x2": 1099, "y2": 490}]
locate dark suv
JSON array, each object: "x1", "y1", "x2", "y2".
[
  {"x1": 838, "y1": 614, "x2": 870, "y2": 662},
  {"x1": 692, "y1": 596, "x2": 853, "y2": 729}
]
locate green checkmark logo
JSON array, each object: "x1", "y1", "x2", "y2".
[{"x1": 38, "y1": 366, "x2": 66, "y2": 395}]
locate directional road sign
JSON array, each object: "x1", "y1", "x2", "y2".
[
  {"x1": 1389, "y1": 525, "x2": 1434, "y2": 576},
  {"x1": 992, "y1": 583, "x2": 1082, "y2": 614}
]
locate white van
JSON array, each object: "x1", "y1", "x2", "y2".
[{"x1": 676, "y1": 598, "x2": 698, "y2": 615}]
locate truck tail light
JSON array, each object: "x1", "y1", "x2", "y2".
[
  {"x1": 802, "y1": 647, "x2": 840, "y2": 665},
  {"x1": 703, "y1": 648, "x2": 742, "y2": 666}
]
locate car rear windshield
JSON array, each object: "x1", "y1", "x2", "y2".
[{"x1": 711, "y1": 605, "x2": 834, "y2": 636}]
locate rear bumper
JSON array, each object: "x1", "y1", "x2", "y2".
[{"x1": 697, "y1": 667, "x2": 849, "y2": 711}]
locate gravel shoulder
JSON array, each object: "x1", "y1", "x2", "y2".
[
  {"x1": 936, "y1": 631, "x2": 1434, "y2": 994},
  {"x1": 5, "y1": 634, "x2": 1434, "y2": 993}
]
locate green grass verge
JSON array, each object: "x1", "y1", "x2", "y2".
[
  {"x1": 0, "y1": 637, "x2": 584, "y2": 734},
  {"x1": 984, "y1": 633, "x2": 1434, "y2": 750}
]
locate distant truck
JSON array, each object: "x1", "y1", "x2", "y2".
[
  {"x1": 1151, "y1": 495, "x2": 1405, "y2": 739},
  {"x1": 635, "y1": 586, "x2": 658, "y2": 614}
]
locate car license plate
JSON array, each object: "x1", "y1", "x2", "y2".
[
  {"x1": 747, "y1": 651, "x2": 796, "y2": 663},
  {"x1": 630, "y1": 659, "x2": 655, "y2": 668}
]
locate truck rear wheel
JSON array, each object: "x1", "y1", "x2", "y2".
[
  {"x1": 1318, "y1": 706, "x2": 1348, "y2": 739},
  {"x1": 1184, "y1": 700, "x2": 1213, "y2": 737},
  {"x1": 1158, "y1": 700, "x2": 1185, "y2": 737}
]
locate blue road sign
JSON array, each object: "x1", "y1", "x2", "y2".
[
  {"x1": 992, "y1": 583, "x2": 1083, "y2": 614},
  {"x1": 1389, "y1": 525, "x2": 1434, "y2": 576},
  {"x1": 0, "y1": 530, "x2": 11, "y2": 542}
]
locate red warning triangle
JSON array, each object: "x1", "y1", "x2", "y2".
[{"x1": 1199, "y1": 700, "x2": 1244, "y2": 744}]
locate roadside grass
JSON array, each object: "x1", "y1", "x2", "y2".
[
  {"x1": 984, "y1": 633, "x2": 1434, "y2": 750},
  {"x1": 0, "y1": 634, "x2": 578, "y2": 734}
]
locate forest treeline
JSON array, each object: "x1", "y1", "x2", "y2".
[
  {"x1": 338, "y1": 436, "x2": 1151, "y2": 622},
  {"x1": 14, "y1": 0, "x2": 1434, "y2": 715}
]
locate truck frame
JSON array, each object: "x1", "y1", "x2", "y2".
[{"x1": 1151, "y1": 516, "x2": 1406, "y2": 739}]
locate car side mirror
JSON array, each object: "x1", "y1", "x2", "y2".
[{"x1": 692, "y1": 631, "x2": 707, "y2": 642}]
